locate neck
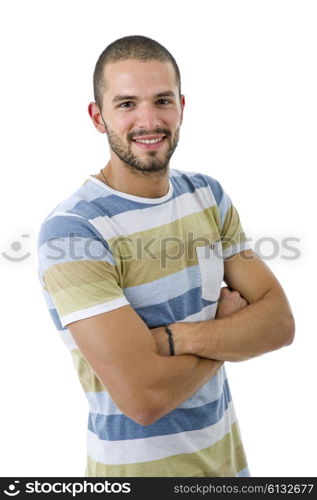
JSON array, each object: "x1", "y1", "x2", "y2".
[{"x1": 97, "y1": 158, "x2": 170, "y2": 198}]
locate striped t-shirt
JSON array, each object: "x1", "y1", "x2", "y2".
[{"x1": 37, "y1": 168, "x2": 251, "y2": 477}]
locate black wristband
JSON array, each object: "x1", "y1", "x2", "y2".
[{"x1": 164, "y1": 325, "x2": 175, "y2": 356}]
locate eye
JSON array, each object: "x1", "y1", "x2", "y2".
[
  {"x1": 119, "y1": 101, "x2": 135, "y2": 109},
  {"x1": 156, "y1": 99, "x2": 172, "y2": 105}
]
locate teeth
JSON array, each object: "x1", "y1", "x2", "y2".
[{"x1": 134, "y1": 137, "x2": 163, "y2": 144}]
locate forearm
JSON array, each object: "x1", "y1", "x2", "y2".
[
  {"x1": 174, "y1": 287, "x2": 295, "y2": 362},
  {"x1": 144, "y1": 354, "x2": 223, "y2": 422}
]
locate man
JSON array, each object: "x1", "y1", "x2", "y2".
[{"x1": 37, "y1": 35, "x2": 295, "y2": 477}]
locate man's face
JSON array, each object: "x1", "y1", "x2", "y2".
[{"x1": 99, "y1": 59, "x2": 184, "y2": 174}]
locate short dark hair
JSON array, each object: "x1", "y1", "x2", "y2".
[{"x1": 93, "y1": 35, "x2": 181, "y2": 110}]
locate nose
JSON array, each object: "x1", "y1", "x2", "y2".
[{"x1": 134, "y1": 102, "x2": 162, "y2": 130}]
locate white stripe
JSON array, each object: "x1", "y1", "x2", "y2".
[
  {"x1": 86, "y1": 400, "x2": 237, "y2": 465},
  {"x1": 222, "y1": 242, "x2": 253, "y2": 259},
  {"x1": 60, "y1": 297, "x2": 129, "y2": 327},
  {"x1": 89, "y1": 186, "x2": 216, "y2": 241},
  {"x1": 59, "y1": 329, "x2": 78, "y2": 350}
]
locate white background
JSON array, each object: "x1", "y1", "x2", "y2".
[{"x1": 0, "y1": 0, "x2": 316, "y2": 477}]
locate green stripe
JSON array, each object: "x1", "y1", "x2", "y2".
[
  {"x1": 110, "y1": 207, "x2": 221, "y2": 287},
  {"x1": 109, "y1": 206, "x2": 221, "y2": 257},
  {"x1": 71, "y1": 349, "x2": 105, "y2": 393},
  {"x1": 86, "y1": 422, "x2": 247, "y2": 477},
  {"x1": 44, "y1": 261, "x2": 123, "y2": 316},
  {"x1": 221, "y1": 206, "x2": 247, "y2": 251},
  {"x1": 44, "y1": 260, "x2": 119, "y2": 294}
]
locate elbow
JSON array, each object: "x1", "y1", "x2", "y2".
[
  {"x1": 131, "y1": 391, "x2": 166, "y2": 426},
  {"x1": 102, "y1": 370, "x2": 166, "y2": 427},
  {"x1": 280, "y1": 312, "x2": 296, "y2": 348},
  {"x1": 129, "y1": 405, "x2": 161, "y2": 427},
  {"x1": 121, "y1": 392, "x2": 163, "y2": 427},
  {"x1": 286, "y1": 313, "x2": 296, "y2": 345},
  {"x1": 132, "y1": 411, "x2": 158, "y2": 427}
]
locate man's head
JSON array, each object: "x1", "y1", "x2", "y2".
[
  {"x1": 93, "y1": 35, "x2": 182, "y2": 111},
  {"x1": 88, "y1": 35, "x2": 185, "y2": 175}
]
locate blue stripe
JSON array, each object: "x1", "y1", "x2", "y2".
[
  {"x1": 88, "y1": 378, "x2": 232, "y2": 441},
  {"x1": 204, "y1": 175, "x2": 224, "y2": 207},
  {"x1": 48, "y1": 307, "x2": 67, "y2": 331},
  {"x1": 37, "y1": 216, "x2": 111, "y2": 249},
  {"x1": 171, "y1": 171, "x2": 224, "y2": 207},
  {"x1": 135, "y1": 285, "x2": 215, "y2": 327},
  {"x1": 124, "y1": 264, "x2": 202, "y2": 308},
  {"x1": 71, "y1": 193, "x2": 176, "y2": 219},
  {"x1": 218, "y1": 192, "x2": 234, "y2": 228},
  {"x1": 170, "y1": 172, "x2": 209, "y2": 198},
  {"x1": 236, "y1": 466, "x2": 251, "y2": 477}
]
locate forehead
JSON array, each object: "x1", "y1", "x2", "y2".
[{"x1": 103, "y1": 59, "x2": 178, "y2": 97}]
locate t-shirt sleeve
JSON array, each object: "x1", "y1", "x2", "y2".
[
  {"x1": 37, "y1": 214, "x2": 129, "y2": 328},
  {"x1": 205, "y1": 175, "x2": 252, "y2": 259},
  {"x1": 219, "y1": 189, "x2": 252, "y2": 259}
]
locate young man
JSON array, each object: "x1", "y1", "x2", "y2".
[{"x1": 37, "y1": 35, "x2": 295, "y2": 477}]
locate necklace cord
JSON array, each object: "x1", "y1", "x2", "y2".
[{"x1": 100, "y1": 168, "x2": 108, "y2": 185}]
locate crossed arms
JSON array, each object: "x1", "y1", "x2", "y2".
[
  {"x1": 151, "y1": 249, "x2": 295, "y2": 362},
  {"x1": 68, "y1": 249, "x2": 295, "y2": 426}
]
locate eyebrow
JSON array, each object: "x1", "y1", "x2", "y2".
[{"x1": 112, "y1": 91, "x2": 176, "y2": 103}]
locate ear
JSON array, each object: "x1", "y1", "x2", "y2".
[
  {"x1": 180, "y1": 94, "x2": 185, "y2": 125},
  {"x1": 88, "y1": 102, "x2": 107, "y2": 134}
]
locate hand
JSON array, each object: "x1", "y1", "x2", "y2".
[{"x1": 216, "y1": 287, "x2": 248, "y2": 319}]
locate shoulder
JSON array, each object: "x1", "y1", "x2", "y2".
[
  {"x1": 170, "y1": 168, "x2": 225, "y2": 205},
  {"x1": 37, "y1": 178, "x2": 109, "y2": 251}
]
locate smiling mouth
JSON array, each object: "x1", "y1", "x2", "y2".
[{"x1": 132, "y1": 135, "x2": 167, "y2": 149}]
